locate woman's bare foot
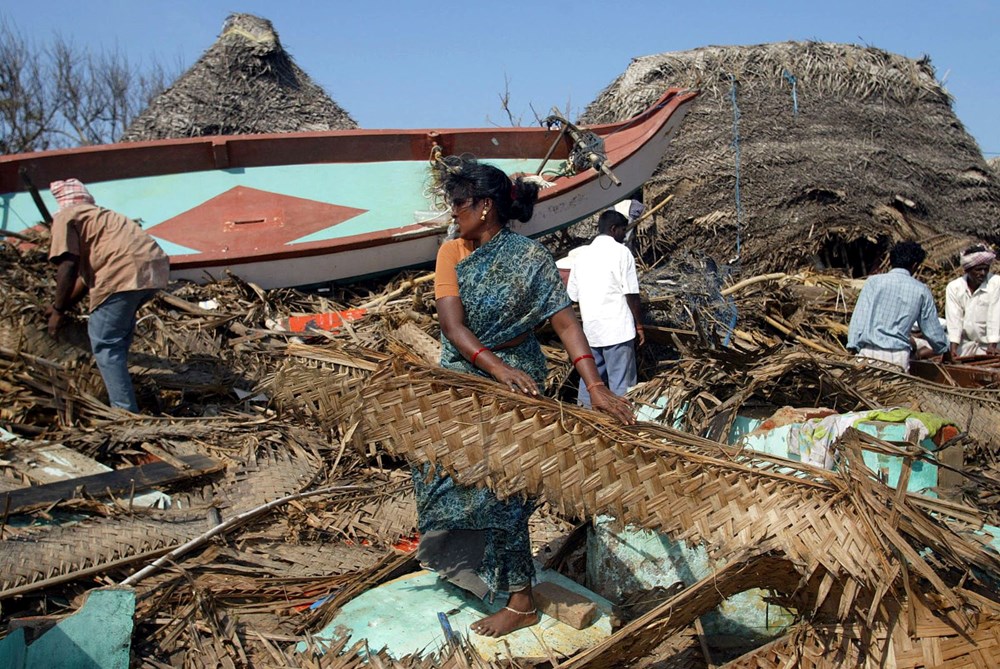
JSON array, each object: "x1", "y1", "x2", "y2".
[{"x1": 470, "y1": 589, "x2": 539, "y2": 637}]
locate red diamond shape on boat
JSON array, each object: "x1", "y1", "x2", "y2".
[{"x1": 148, "y1": 186, "x2": 367, "y2": 257}]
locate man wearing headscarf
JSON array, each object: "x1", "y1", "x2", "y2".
[
  {"x1": 46, "y1": 179, "x2": 169, "y2": 412},
  {"x1": 944, "y1": 244, "x2": 1000, "y2": 358}
]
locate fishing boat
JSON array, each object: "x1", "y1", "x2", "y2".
[
  {"x1": 0, "y1": 89, "x2": 697, "y2": 289},
  {"x1": 909, "y1": 356, "x2": 1000, "y2": 389}
]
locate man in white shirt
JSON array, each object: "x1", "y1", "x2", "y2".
[
  {"x1": 945, "y1": 244, "x2": 1000, "y2": 358},
  {"x1": 567, "y1": 210, "x2": 644, "y2": 407}
]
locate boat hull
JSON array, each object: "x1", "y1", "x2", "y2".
[
  {"x1": 909, "y1": 357, "x2": 1000, "y2": 389},
  {"x1": 1, "y1": 90, "x2": 697, "y2": 288}
]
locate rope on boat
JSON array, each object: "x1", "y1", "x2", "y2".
[{"x1": 568, "y1": 129, "x2": 609, "y2": 176}]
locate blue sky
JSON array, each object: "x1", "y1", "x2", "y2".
[{"x1": 4, "y1": 1, "x2": 999, "y2": 156}]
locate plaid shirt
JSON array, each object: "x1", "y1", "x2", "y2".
[{"x1": 847, "y1": 268, "x2": 947, "y2": 353}]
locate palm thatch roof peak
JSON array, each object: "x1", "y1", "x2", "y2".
[
  {"x1": 580, "y1": 41, "x2": 1000, "y2": 277},
  {"x1": 122, "y1": 12, "x2": 357, "y2": 141},
  {"x1": 217, "y1": 13, "x2": 281, "y2": 55}
]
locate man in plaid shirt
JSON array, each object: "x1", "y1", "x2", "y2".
[{"x1": 847, "y1": 241, "x2": 947, "y2": 372}]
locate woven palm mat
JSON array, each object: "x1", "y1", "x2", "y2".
[
  {"x1": 302, "y1": 357, "x2": 1000, "y2": 666},
  {"x1": 232, "y1": 542, "x2": 384, "y2": 578},
  {"x1": 0, "y1": 441, "x2": 322, "y2": 599},
  {"x1": 253, "y1": 636, "x2": 505, "y2": 669},
  {"x1": 263, "y1": 343, "x2": 387, "y2": 430}
]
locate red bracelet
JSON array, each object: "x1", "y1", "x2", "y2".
[
  {"x1": 471, "y1": 346, "x2": 488, "y2": 366},
  {"x1": 586, "y1": 380, "x2": 606, "y2": 392},
  {"x1": 572, "y1": 353, "x2": 595, "y2": 366}
]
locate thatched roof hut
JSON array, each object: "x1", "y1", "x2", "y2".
[
  {"x1": 581, "y1": 42, "x2": 1000, "y2": 277},
  {"x1": 122, "y1": 13, "x2": 356, "y2": 141}
]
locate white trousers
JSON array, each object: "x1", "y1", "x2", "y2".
[{"x1": 857, "y1": 347, "x2": 910, "y2": 373}]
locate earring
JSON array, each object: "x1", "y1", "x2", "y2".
[{"x1": 480, "y1": 207, "x2": 489, "y2": 221}]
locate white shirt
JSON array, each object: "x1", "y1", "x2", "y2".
[
  {"x1": 944, "y1": 273, "x2": 1000, "y2": 347},
  {"x1": 566, "y1": 235, "x2": 640, "y2": 347}
]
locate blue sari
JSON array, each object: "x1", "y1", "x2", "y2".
[{"x1": 415, "y1": 227, "x2": 570, "y2": 598}]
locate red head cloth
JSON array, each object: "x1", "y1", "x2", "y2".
[{"x1": 50, "y1": 179, "x2": 95, "y2": 210}]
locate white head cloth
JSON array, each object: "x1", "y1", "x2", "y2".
[{"x1": 961, "y1": 249, "x2": 996, "y2": 271}]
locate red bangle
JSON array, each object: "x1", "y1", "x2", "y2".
[
  {"x1": 471, "y1": 346, "x2": 488, "y2": 366},
  {"x1": 572, "y1": 353, "x2": 595, "y2": 366}
]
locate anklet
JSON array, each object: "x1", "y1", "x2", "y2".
[{"x1": 503, "y1": 606, "x2": 537, "y2": 616}]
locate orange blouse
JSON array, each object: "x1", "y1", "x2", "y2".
[{"x1": 434, "y1": 239, "x2": 475, "y2": 299}]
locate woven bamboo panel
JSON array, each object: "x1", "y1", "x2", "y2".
[
  {"x1": 909, "y1": 385, "x2": 1000, "y2": 451},
  {"x1": 306, "y1": 487, "x2": 417, "y2": 548},
  {"x1": 298, "y1": 357, "x2": 1000, "y2": 667},
  {"x1": 267, "y1": 359, "x2": 375, "y2": 430},
  {"x1": 0, "y1": 312, "x2": 93, "y2": 365},
  {"x1": 731, "y1": 622, "x2": 1000, "y2": 669},
  {"x1": 0, "y1": 515, "x2": 206, "y2": 597},
  {"x1": 355, "y1": 364, "x2": 988, "y2": 574},
  {"x1": 0, "y1": 443, "x2": 321, "y2": 598},
  {"x1": 249, "y1": 636, "x2": 502, "y2": 669},
  {"x1": 389, "y1": 322, "x2": 441, "y2": 366},
  {"x1": 723, "y1": 628, "x2": 861, "y2": 668},
  {"x1": 215, "y1": 440, "x2": 323, "y2": 516}
]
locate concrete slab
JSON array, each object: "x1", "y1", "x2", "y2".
[
  {"x1": 586, "y1": 516, "x2": 794, "y2": 643},
  {"x1": 0, "y1": 587, "x2": 135, "y2": 669},
  {"x1": 305, "y1": 567, "x2": 614, "y2": 661}
]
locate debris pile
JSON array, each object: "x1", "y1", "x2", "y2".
[{"x1": 4, "y1": 217, "x2": 1000, "y2": 667}]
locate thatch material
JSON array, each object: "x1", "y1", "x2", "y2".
[
  {"x1": 121, "y1": 13, "x2": 356, "y2": 141},
  {"x1": 11, "y1": 188, "x2": 1000, "y2": 664},
  {"x1": 990, "y1": 156, "x2": 1000, "y2": 175},
  {"x1": 580, "y1": 42, "x2": 1000, "y2": 277}
]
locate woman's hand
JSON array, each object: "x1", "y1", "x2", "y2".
[
  {"x1": 589, "y1": 384, "x2": 635, "y2": 424},
  {"x1": 492, "y1": 365, "x2": 539, "y2": 396}
]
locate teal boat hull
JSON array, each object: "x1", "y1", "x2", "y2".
[{"x1": 1, "y1": 89, "x2": 697, "y2": 288}]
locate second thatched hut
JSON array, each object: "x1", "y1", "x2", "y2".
[{"x1": 581, "y1": 41, "x2": 1000, "y2": 277}]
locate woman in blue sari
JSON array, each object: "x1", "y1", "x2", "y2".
[{"x1": 418, "y1": 155, "x2": 634, "y2": 637}]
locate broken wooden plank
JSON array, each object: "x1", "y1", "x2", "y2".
[{"x1": 1, "y1": 453, "x2": 223, "y2": 515}]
